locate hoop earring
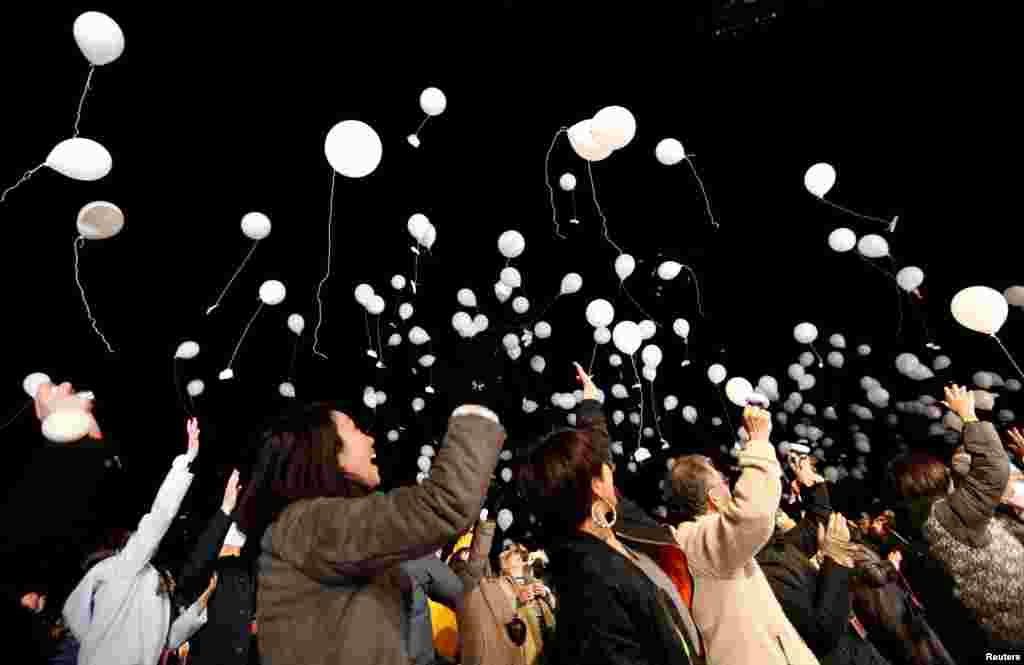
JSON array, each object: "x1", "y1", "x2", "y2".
[{"x1": 592, "y1": 497, "x2": 617, "y2": 529}]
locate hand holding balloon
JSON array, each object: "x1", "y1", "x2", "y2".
[
  {"x1": 574, "y1": 362, "x2": 598, "y2": 401},
  {"x1": 33, "y1": 381, "x2": 103, "y2": 442},
  {"x1": 941, "y1": 384, "x2": 978, "y2": 422},
  {"x1": 741, "y1": 406, "x2": 771, "y2": 442}
]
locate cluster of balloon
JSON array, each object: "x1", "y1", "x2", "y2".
[
  {"x1": 0, "y1": 12, "x2": 122, "y2": 204},
  {"x1": 567, "y1": 106, "x2": 636, "y2": 163},
  {"x1": 638, "y1": 342, "x2": 669, "y2": 451},
  {"x1": 314, "y1": 119, "x2": 383, "y2": 359},
  {"x1": 72, "y1": 201, "x2": 124, "y2": 353},
  {"x1": 206, "y1": 213, "x2": 272, "y2": 315},
  {"x1": 354, "y1": 283, "x2": 388, "y2": 366},
  {"x1": 173, "y1": 341, "x2": 201, "y2": 412},
  {"x1": 793, "y1": 322, "x2": 824, "y2": 370},
  {"x1": 655, "y1": 138, "x2": 719, "y2": 229},
  {"x1": 804, "y1": 163, "x2": 898, "y2": 232},
  {"x1": 23, "y1": 373, "x2": 100, "y2": 444},
  {"x1": 407, "y1": 213, "x2": 438, "y2": 293},
  {"x1": 407, "y1": 87, "x2": 447, "y2": 148},
  {"x1": 219, "y1": 280, "x2": 287, "y2": 380},
  {"x1": 951, "y1": 286, "x2": 1023, "y2": 380}
]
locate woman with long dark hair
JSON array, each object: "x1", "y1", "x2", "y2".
[{"x1": 235, "y1": 399, "x2": 504, "y2": 665}]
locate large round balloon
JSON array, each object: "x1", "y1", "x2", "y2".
[
  {"x1": 896, "y1": 266, "x2": 924, "y2": 292},
  {"x1": 641, "y1": 344, "x2": 663, "y2": 368},
  {"x1": 366, "y1": 295, "x2": 385, "y2": 315},
  {"x1": 655, "y1": 138, "x2": 685, "y2": 166},
  {"x1": 614, "y1": 254, "x2": 636, "y2": 280},
  {"x1": 857, "y1": 234, "x2": 889, "y2": 259},
  {"x1": 73, "y1": 12, "x2": 125, "y2": 66},
  {"x1": 707, "y1": 364, "x2": 727, "y2": 385},
  {"x1": 951, "y1": 286, "x2": 1008, "y2": 335},
  {"x1": 420, "y1": 87, "x2": 447, "y2": 116},
  {"x1": 241, "y1": 212, "x2": 271, "y2": 240},
  {"x1": 76, "y1": 201, "x2": 124, "y2": 240},
  {"x1": 638, "y1": 320, "x2": 656, "y2": 340},
  {"x1": 586, "y1": 299, "x2": 614, "y2": 328},
  {"x1": 567, "y1": 119, "x2": 613, "y2": 162},
  {"x1": 612, "y1": 321, "x2": 642, "y2": 355},
  {"x1": 804, "y1": 163, "x2": 836, "y2": 198},
  {"x1": 259, "y1": 280, "x2": 286, "y2": 306},
  {"x1": 324, "y1": 120, "x2": 383, "y2": 178},
  {"x1": 725, "y1": 377, "x2": 754, "y2": 407},
  {"x1": 498, "y1": 230, "x2": 526, "y2": 259},
  {"x1": 590, "y1": 106, "x2": 636, "y2": 151},
  {"x1": 794, "y1": 322, "x2": 818, "y2": 344},
  {"x1": 827, "y1": 228, "x2": 856, "y2": 253},
  {"x1": 46, "y1": 138, "x2": 112, "y2": 181}
]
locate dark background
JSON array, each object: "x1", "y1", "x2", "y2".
[{"x1": 0, "y1": 2, "x2": 1020, "y2": 572}]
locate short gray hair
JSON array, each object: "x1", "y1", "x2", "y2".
[{"x1": 668, "y1": 455, "x2": 717, "y2": 522}]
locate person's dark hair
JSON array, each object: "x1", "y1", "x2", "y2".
[
  {"x1": 518, "y1": 428, "x2": 607, "y2": 538},
  {"x1": 887, "y1": 451, "x2": 951, "y2": 500},
  {"x1": 236, "y1": 402, "x2": 366, "y2": 537},
  {"x1": 668, "y1": 455, "x2": 717, "y2": 521}
]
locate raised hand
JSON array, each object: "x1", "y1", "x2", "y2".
[
  {"x1": 887, "y1": 549, "x2": 903, "y2": 570},
  {"x1": 197, "y1": 572, "x2": 218, "y2": 609},
  {"x1": 742, "y1": 405, "x2": 772, "y2": 441},
  {"x1": 221, "y1": 469, "x2": 240, "y2": 515},
  {"x1": 573, "y1": 362, "x2": 599, "y2": 401},
  {"x1": 1008, "y1": 428, "x2": 1024, "y2": 462},
  {"x1": 942, "y1": 384, "x2": 978, "y2": 422},
  {"x1": 185, "y1": 418, "x2": 200, "y2": 462}
]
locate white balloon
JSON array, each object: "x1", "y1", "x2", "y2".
[
  {"x1": 951, "y1": 286, "x2": 1009, "y2": 335},
  {"x1": 390, "y1": 275, "x2": 406, "y2": 291},
  {"x1": 508, "y1": 347, "x2": 522, "y2": 361},
  {"x1": 218, "y1": 369, "x2": 234, "y2": 381},
  {"x1": 502, "y1": 333, "x2": 520, "y2": 350},
  {"x1": 642, "y1": 366, "x2": 657, "y2": 382},
  {"x1": 895, "y1": 354, "x2": 920, "y2": 374},
  {"x1": 609, "y1": 354, "x2": 622, "y2": 367},
  {"x1": 23, "y1": 372, "x2": 51, "y2": 398},
  {"x1": 530, "y1": 355, "x2": 546, "y2": 374},
  {"x1": 366, "y1": 295, "x2": 385, "y2": 316},
  {"x1": 827, "y1": 351, "x2": 845, "y2": 368},
  {"x1": 614, "y1": 254, "x2": 636, "y2": 281},
  {"x1": 497, "y1": 509, "x2": 514, "y2": 532},
  {"x1": 186, "y1": 379, "x2": 205, "y2": 397},
  {"x1": 931, "y1": 355, "x2": 951, "y2": 371},
  {"x1": 175, "y1": 341, "x2": 200, "y2": 360},
  {"x1": 635, "y1": 446, "x2": 653, "y2": 464},
  {"x1": 804, "y1": 163, "x2": 836, "y2": 198},
  {"x1": 76, "y1": 201, "x2": 124, "y2": 240},
  {"x1": 629, "y1": 412, "x2": 641, "y2": 425},
  {"x1": 474, "y1": 314, "x2": 489, "y2": 333},
  {"x1": 827, "y1": 228, "x2": 857, "y2": 253},
  {"x1": 788, "y1": 364, "x2": 806, "y2": 381},
  {"x1": 41, "y1": 409, "x2": 93, "y2": 444},
  {"x1": 354, "y1": 284, "x2": 374, "y2": 306},
  {"x1": 591, "y1": 106, "x2": 637, "y2": 151},
  {"x1": 1004, "y1": 286, "x2": 1024, "y2": 307},
  {"x1": 388, "y1": 333, "x2": 401, "y2": 347},
  {"x1": 824, "y1": 407, "x2": 837, "y2": 420},
  {"x1": 46, "y1": 138, "x2": 112, "y2": 181},
  {"x1": 457, "y1": 288, "x2": 477, "y2": 308},
  {"x1": 612, "y1": 321, "x2": 642, "y2": 356},
  {"x1": 641, "y1": 345, "x2": 663, "y2": 369},
  {"x1": 407, "y1": 214, "x2": 430, "y2": 244},
  {"x1": 664, "y1": 395, "x2": 679, "y2": 411},
  {"x1": 794, "y1": 322, "x2": 818, "y2": 344},
  {"x1": 638, "y1": 320, "x2": 656, "y2": 341},
  {"x1": 829, "y1": 333, "x2": 846, "y2": 349},
  {"x1": 494, "y1": 282, "x2": 511, "y2": 304},
  {"x1": 452, "y1": 311, "x2": 473, "y2": 336},
  {"x1": 896, "y1": 266, "x2": 924, "y2": 292},
  {"x1": 512, "y1": 297, "x2": 530, "y2": 315},
  {"x1": 387, "y1": 430, "x2": 399, "y2": 443},
  {"x1": 522, "y1": 399, "x2": 538, "y2": 414},
  {"x1": 655, "y1": 138, "x2": 686, "y2": 166},
  {"x1": 725, "y1": 377, "x2": 753, "y2": 406},
  {"x1": 287, "y1": 314, "x2": 305, "y2": 335},
  {"x1": 657, "y1": 261, "x2": 683, "y2": 280},
  {"x1": 501, "y1": 467, "x2": 514, "y2": 483},
  {"x1": 363, "y1": 389, "x2": 378, "y2": 409},
  {"x1": 395, "y1": 303, "x2": 413, "y2": 322},
  {"x1": 1006, "y1": 379, "x2": 1022, "y2": 392},
  {"x1": 324, "y1": 120, "x2": 382, "y2": 178},
  {"x1": 712, "y1": 417, "x2": 723, "y2": 427},
  {"x1": 418, "y1": 354, "x2": 436, "y2": 368},
  {"x1": 682, "y1": 406, "x2": 697, "y2": 424},
  {"x1": 373, "y1": 391, "x2": 387, "y2": 406},
  {"x1": 610, "y1": 384, "x2": 628, "y2": 399},
  {"x1": 708, "y1": 364, "x2": 727, "y2": 385},
  {"x1": 798, "y1": 375, "x2": 816, "y2": 391},
  {"x1": 673, "y1": 318, "x2": 690, "y2": 340},
  {"x1": 73, "y1": 12, "x2": 125, "y2": 66},
  {"x1": 560, "y1": 273, "x2": 583, "y2": 295},
  {"x1": 799, "y1": 352, "x2": 815, "y2": 368},
  {"x1": 973, "y1": 371, "x2": 994, "y2": 389},
  {"x1": 409, "y1": 327, "x2": 430, "y2": 345},
  {"x1": 857, "y1": 234, "x2": 890, "y2": 259},
  {"x1": 500, "y1": 267, "x2": 522, "y2": 289},
  {"x1": 857, "y1": 344, "x2": 871, "y2": 356},
  {"x1": 758, "y1": 376, "x2": 779, "y2": 401},
  {"x1": 559, "y1": 173, "x2": 577, "y2": 192},
  {"x1": 533, "y1": 321, "x2": 551, "y2": 339},
  {"x1": 278, "y1": 382, "x2": 295, "y2": 398},
  {"x1": 594, "y1": 327, "x2": 612, "y2": 345},
  {"x1": 239, "y1": 212, "x2": 271, "y2": 241},
  {"x1": 804, "y1": 405, "x2": 818, "y2": 417},
  {"x1": 412, "y1": 397, "x2": 425, "y2": 412},
  {"x1": 498, "y1": 231, "x2": 526, "y2": 259},
  {"x1": 855, "y1": 439, "x2": 871, "y2": 454},
  {"x1": 418, "y1": 456, "x2": 432, "y2": 473},
  {"x1": 586, "y1": 299, "x2": 615, "y2": 328},
  {"x1": 421, "y1": 224, "x2": 437, "y2": 250},
  {"x1": 612, "y1": 410, "x2": 625, "y2": 425},
  {"x1": 567, "y1": 119, "x2": 613, "y2": 162},
  {"x1": 420, "y1": 87, "x2": 447, "y2": 116},
  {"x1": 567, "y1": 413, "x2": 578, "y2": 426}
]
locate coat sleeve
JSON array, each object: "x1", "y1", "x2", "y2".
[
  {"x1": 402, "y1": 556, "x2": 465, "y2": 610},
  {"x1": 673, "y1": 438, "x2": 782, "y2": 575},
  {"x1": 456, "y1": 520, "x2": 496, "y2": 593},
  {"x1": 778, "y1": 558, "x2": 852, "y2": 655},
  {"x1": 176, "y1": 508, "x2": 233, "y2": 607},
  {"x1": 114, "y1": 454, "x2": 195, "y2": 579},
  {"x1": 785, "y1": 482, "x2": 832, "y2": 558},
  {"x1": 271, "y1": 411, "x2": 504, "y2": 582},
  {"x1": 167, "y1": 600, "x2": 208, "y2": 649},
  {"x1": 945, "y1": 422, "x2": 1010, "y2": 531}
]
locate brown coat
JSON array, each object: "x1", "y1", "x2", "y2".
[{"x1": 256, "y1": 410, "x2": 505, "y2": 665}]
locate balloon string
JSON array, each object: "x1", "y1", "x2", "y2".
[
  {"x1": 858, "y1": 256, "x2": 902, "y2": 338},
  {"x1": 0, "y1": 163, "x2": 46, "y2": 204},
  {"x1": 227, "y1": 302, "x2": 264, "y2": 370},
  {"x1": 73, "y1": 66, "x2": 96, "y2": 138},
  {"x1": 415, "y1": 115, "x2": 430, "y2": 136},
  {"x1": 364, "y1": 310, "x2": 373, "y2": 356},
  {"x1": 73, "y1": 237, "x2": 115, "y2": 353},
  {"x1": 992, "y1": 335, "x2": 1024, "y2": 381},
  {"x1": 679, "y1": 262, "x2": 705, "y2": 318},
  {"x1": 809, "y1": 343, "x2": 824, "y2": 368},
  {"x1": 288, "y1": 334, "x2": 301, "y2": 380},
  {"x1": 534, "y1": 294, "x2": 560, "y2": 322},
  {"x1": 206, "y1": 240, "x2": 259, "y2": 315},
  {"x1": 629, "y1": 355, "x2": 645, "y2": 452},
  {"x1": 313, "y1": 171, "x2": 337, "y2": 359},
  {"x1": 716, "y1": 386, "x2": 736, "y2": 439},
  {"x1": 589, "y1": 342, "x2": 598, "y2": 375},
  {"x1": 821, "y1": 197, "x2": 891, "y2": 227},
  {"x1": 686, "y1": 158, "x2": 719, "y2": 229},
  {"x1": 618, "y1": 281, "x2": 658, "y2": 324},
  {"x1": 0, "y1": 401, "x2": 31, "y2": 434},
  {"x1": 571, "y1": 190, "x2": 578, "y2": 221},
  {"x1": 586, "y1": 161, "x2": 626, "y2": 255},
  {"x1": 187, "y1": 388, "x2": 196, "y2": 415},
  {"x1": 545, "y1": 127, "x2": 568, "y2": 240},
  {"x1": 412, "y1": 252, "x2": 420, "y2": 295},
  {"x1": 172, "y1": 358, "x2": 190, "y2": 416},
  {"x1": 375, "y1": 314, "x2": 384, "y2": 361},
  {"x1": 649, "y1": 380, "x2": 667, "y2": 445}
]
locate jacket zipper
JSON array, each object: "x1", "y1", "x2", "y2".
[{"x1": 777, "y1": 636, "x2": 791, "y2": 665}]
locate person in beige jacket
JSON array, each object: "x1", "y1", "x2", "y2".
[{"x1": 668, "y1": 406, "x2": 819, "y2": 665}]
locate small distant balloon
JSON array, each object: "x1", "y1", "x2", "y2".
[
  {"x1": 412, "y1": 397, "x2": 425, "y2": 412},
  {"x1": 673, "y1": 318, "x2": 690, "y2": 339},
  {"x1": 857, "y1": 234, "x2": 889, "y2": 259},
  {"x1": 614, "y1": 254, "x2": 635, "y2": 281},
  {"x1": 512, "y1": 296, "x2": 530, "y2": 315},
  {"x1": 420, "y1": 87, "x2": 447, "y2": 116},
  {"x1": 827, "y1": 228, "x2": 856, "y2": 253},
  {"x1": 259, "y1": 280, "x2": 286, "y2": 306},
  {"x1": 77, "y1": 201, "x2": 124, "y2": 240},
  {"x1": 278, "y1": 382, "x2": 295, "y2": 398},
  {"x1": 560, "y1": 273, "x2": 582, "y2": 295},
  {"x1": 534, "y1": 321, "x2": 552, "y2": 339},
  {"x1": 896, "y1": 266, "x2": 924, "y2": 292},
  {"x1": 241, "y1": 212, "x2": 271, "y2": 240},
  {"x1": 498, "y1": 231, "x2": 526, "y2": 259},
  {"x1": 655, "y1": 139, "x2": 686, "y2": 166},
  {"x1": 391, "y1": 275, "x2": 406, "y2": 291},
  {"x1": 657, "y1": 261, "x2": 683, "y2": 280},
  {"x1": 559, "y1": 173, "x2": 577, "y2": 191},
  {"x1": 804, "y1": 163, "x2": 836, "y2": 198},
  {"x1": 186, "y1": 380, "x2": 205, "y2": 397},
  {"x1": 287, "y1": 314, "x2": 305, "y2": 335},
  {"x1": 708, "y1": 364, "x2": 727, "y2": 385},
  {"x1": 175, "y1": 341, "x2": 200, "y2": 360}
]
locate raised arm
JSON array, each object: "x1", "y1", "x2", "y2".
[
  {"x1": 941, "y1": 385, "x2": 1009, "y2": 531},
  {"x1": 270, "y1": 406, "x2": 504, "y2": 582},
  {"x1": 168, "y1": 573, "x2": 215, "y2": 649},
  {"x1": 402, "y1": 556, "x2": 464, "y2": 610},
  {"x1": 176, "y1": 469, "x2": 239, "y2": 607},
  {"x1": 784, "y1": 457, "x2": 831, "y2": 558},
  {"x1": 573, "y1": 362, "x2": 610, "y2": 458},
  {"x1": 114, "y1": 418, "x2": 199, "y2": 578},
  {"x1": 454, "y1": 519, "x2": 497, "y2": 591}
]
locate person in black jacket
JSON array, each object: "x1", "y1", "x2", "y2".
[{"x1": 757, "y1": 457, "x2": 891, "y2": 665}]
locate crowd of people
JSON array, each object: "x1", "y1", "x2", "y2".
[{"x1": 5, "y1": 366, "x2": 1024, "y2": 664}]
